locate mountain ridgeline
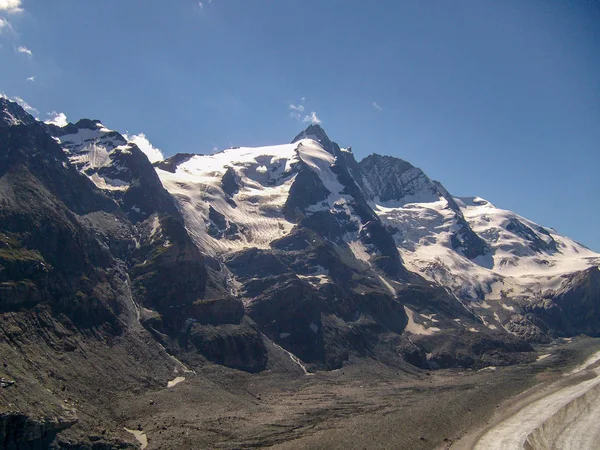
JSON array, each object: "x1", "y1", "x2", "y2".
[{"x1": 1, "y1": 97, "x2": 599, "y2": 447}]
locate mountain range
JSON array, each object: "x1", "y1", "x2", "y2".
[{"x1": 1, "y1": 96, "x2": 599, "y2": 448}]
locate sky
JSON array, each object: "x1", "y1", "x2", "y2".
[{"x1": 0, "y1": 0, "x2": 599, "y2": 250}]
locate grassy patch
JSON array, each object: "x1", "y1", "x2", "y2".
[{"x1": 0, "y1": 233, "x2": 45, "y2": 264}]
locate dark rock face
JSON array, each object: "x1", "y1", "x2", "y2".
[
  {"x1": 0, "y1": 98, "x2": 37, "y2": 128},
  {"x1": 0, "y1": 412, "x2": 77, "y2": 450},
  {"x1": 118, "y1": 145, "x2": 181, "y2": 223},
  {"x1": 0, "y1": 126, "x2": 125, "y2": 329},
  {"x1": 132, "y1": 215, "x2": 211, "y2": 330},
  {"x1": 207, "y1": 206, "x2": 242, "y2": 240},
  {"x1": 283, "y1": 167, "x2": 330, "y2": 222},
  {"x1": 223, "y1": 228, "x2": 412, "y2": 370},
  {"x1": 0, "y1": 99, "x2": 269, "y2": 446},
  {"x1": 221, "y1": 166, "x2": 239, "y2": 197},
  {"x1": 360, "y1": 154, "x2": 427, "y2": 203},
  {"x1": 189, "y1": 316, "x2": 268, "y2": 372},
  {"x1": 359, "y1": 220, "x2": 407, "y2": 278},
  {"x1": 506, "y1": 218, "x2": 558, "y2": 253},
  {"x1": 153, "y1": 152, "x2": 196, "y2": 173},
  {"x1": 524, "y1": 267, "x2": 600, "y2": 338},
  {"x1": 435, "y1": 183, "x2": 490, "y2": 259},
  {"x1": 505, "y1": 313, "x2": 552, "y2": 344},
  {"x1": 131, "y1": 214, "x2": 267, "y2": 371},
  {"x1": 449, "y1": 220, "x2": 489, "y2": 260},
  {"x1": 401, "y1": 330, "x2": 534, "y2": 370},
  {"x1": 208, "y1": 205, "x2": 228, "y2": 232}
]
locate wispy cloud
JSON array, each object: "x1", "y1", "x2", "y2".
[
  {"x1": 289, "y1": 103, "x2": 305, "y2": 112},
  {"x1": 26, "y1": 76, "x2": 35, "y2": 82},
  {"x1": 45, "y1": 111, "x2": 68, "y2": 127},
  {"x1": 302, "y1": 111, "x2": 321, "y2": 125},
  {"x1": 16, "y1": 45, "x2": 32, "y2": 57},
  {"x1": 372, "y1": 101, "x2": 383, "y2": 111},
  {"x1": 288, "y1": 103, "x2": 305, "y2": 119},
  {"x1": 288, "y1": 97, "x2": 322, "y2": 124},
  {"x1": 124, "y1": 133, "x2": 164, "y2": 163},
  {"x1": 0, "y1": 0, "x2": 23, "y2": 13},
  {"x1": 13, "y1": 96, "x2": 39, "y2": 116},
  {"x1": 0, "y1": 17, "x2": 12, "y2": 32}
]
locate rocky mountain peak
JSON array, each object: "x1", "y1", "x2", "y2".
[
  {"x1": 360, "y1": 153, "x2": 436, "y2": 204},
  {"x1": 0, "y1": 98, "x2": 37, "y2": 127},
  {"x1": 292, "y1": 124, "x2": 339, "y2": 155},
  {"x1": 361, "y1": 153, "x2": 414, "y2": 172},
  {"x1": 68, "y1": 118, "x2": 104, "y2": 130},
  {"x1": 292, "y1": 123, "x2": 328, "y2": 141}
]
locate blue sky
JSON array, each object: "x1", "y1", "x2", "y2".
[{"x1": 1, "y1": 0, "x2": 599, "y2": 250}]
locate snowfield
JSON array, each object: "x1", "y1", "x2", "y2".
[
  {"x1": 371, "y1": 187, "x2": 598, "y2": 334},
  {"x1": 457, "y1": 196, "x2": 598, "y2": 278},
  {"x1": 156, "y1": 143, "x2": 300, "y2": 254},
  {"x1": 375, "y1": 193, "x2": 598, "y2": 303},
  {"x1": 156, "y1": 139, "x2": 365, "y2": 255}
]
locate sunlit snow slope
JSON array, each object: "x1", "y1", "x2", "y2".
[
  {"x1": 155, "y1": 138, "x2": 364, "y2": 255},
  {"x1": 156, "y1": 143, "x2": 299, "y2": 254}
]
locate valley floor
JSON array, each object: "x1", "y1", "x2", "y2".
[{"x1": 93, "y1": 338, "x2": 600, "y2": 450}]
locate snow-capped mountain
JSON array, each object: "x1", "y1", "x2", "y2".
[
  {"x1": 3, "y1": 96, "x2": 599, "y2": 377},
  {"x1": 148, "y1": 123, "x2": 599, "y2": 346},
  {"x1": 359, "y1": 154, "x2": 599, "y2": 333},
  {"x1": 1, "y1": 98, "x2": 37, "y2": 127},
  {"x1": 48, "y1": 118, "x2": 180, "y2": 222}
]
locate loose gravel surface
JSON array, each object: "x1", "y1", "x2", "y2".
[{"x1": 108, "y1": 338, "x2": 600, "y2": 450}]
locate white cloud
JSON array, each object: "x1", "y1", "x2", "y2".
[
  {"x1": 288, "y1": 97, "x2": 321, "y2": 124},
  {"x1": 198, "y1": 1, "x2": 203, "y2": 7},
  {"x1": 288, "y1": 103, "x2": 305, "y2": 119},
  {"x1": 45, "y1": 111, "x2": 68, "y2": 127},
  {"x1": 0, "y1": 0, "x2": 23, "y2": 13},
  {"x1": 125, "y1": 133, "x2": 164, "y2": 163},
  {"x1": 302, "y1": 112, "x2": 321, "y2": 125},
  {"x1": 13, "y1": 96, "x2": 39, "y2": 116},
  {"x1": 16, "y1": 45, "x2": 32, "y2": 56},
  {"x1": 26, "y1": 76, "x2": 35, "y2": 82},
  {"x1": 372, "y1": 101, "x2": 383, "y2": 111},
  {"x1": 0, "y1": 17, "x2": 12, "y2": 32}
]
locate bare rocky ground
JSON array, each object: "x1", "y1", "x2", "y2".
[{"x1": 6, "y1": 336, "x2": 592, "y2": 450}]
